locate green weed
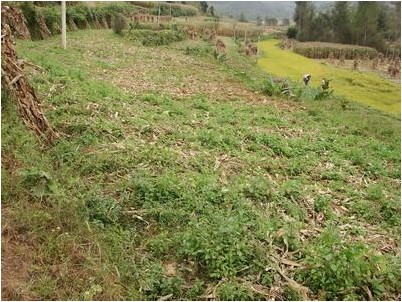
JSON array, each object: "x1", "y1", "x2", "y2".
[{"x1": 298, "y1": 227, "x2": 400, "y2": 300}]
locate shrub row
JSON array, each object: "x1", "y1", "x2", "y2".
[{"x1": 128, "y1": 28, "x2": 186, "y2": 46}]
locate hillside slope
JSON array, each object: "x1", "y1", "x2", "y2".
[{"x1": 2, "y1": 30, "x2": 401, "y2": 300}]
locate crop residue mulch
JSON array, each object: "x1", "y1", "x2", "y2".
[{"x1": 98, "y1": 50, "x2": 298, "y2": 112}]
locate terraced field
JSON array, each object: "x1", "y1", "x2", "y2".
[
  {"x1": 258, "y1": 39, "x2": 401, "y2": 114},
  {"x1": 2, "y1": 30, "x2": 401, "y2": 300}
]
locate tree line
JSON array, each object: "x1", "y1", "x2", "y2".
[{"x1": 290, "y1": 1, "x2": 401, "y2": 53}]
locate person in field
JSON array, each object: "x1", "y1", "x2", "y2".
[
  {"x1": 303, "y1": 74, "x2": 311, "y2": 85},
  {"x1": 321, "y1": 78, "x2": 330, "y2": 91}
]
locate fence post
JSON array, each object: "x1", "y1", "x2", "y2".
[{"x1": 61, "y1": 1, "x2": 66, "y2": 49}]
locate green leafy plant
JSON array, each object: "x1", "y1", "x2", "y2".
[
  {"x1": 298, "y1": 227, "x2": 398, "y2": 300},
  {"x1": 21, "y1": 170, "x2": 58, "y2": 198},
  {"x1": 263, "y1": 76, "x2": 335, "y2": 102},
  {"x1": 242, "y1": 176, "x2": 273, "y2": 202},
  {"x1": 139, "y1": 263, "x2": 183, "y2": 300},
  {"x1": 179, "y1": 211, "x2": 256, "y2": 278}
]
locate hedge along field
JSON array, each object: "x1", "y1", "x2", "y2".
[{"x1": 258, "y1": 39, "x2": 401, "y2": 114}]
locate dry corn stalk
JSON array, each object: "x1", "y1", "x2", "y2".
[
  {"x1": 1, "y1": 5, "x2": 31, "y2": 40},
  {"x1": 1, "y1": 19, "x2": 58, "y2": 144}
]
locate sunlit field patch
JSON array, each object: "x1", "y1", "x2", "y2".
[{"x1": 258, "y1": 39, "x2": 401, "y2": 114}]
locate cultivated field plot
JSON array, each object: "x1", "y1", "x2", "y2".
[
  {"x1": 2, "y1": 30, "x2": 401, "y2": 300},
  {"x1": 293, "y1": 41, "x2": 379, "y2": 59},
  {"x1": 258, "y1": 39, "x2": 401, "y2": 114}
]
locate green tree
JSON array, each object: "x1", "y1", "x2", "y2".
[
  {"x1": 207, "y1": 5, "x2": 215, "y2": 17},
  {"x1": 310, "y1": 12, "x2": 332, "y2": 42},
  {"x1": 377, "y1": 4, "x2": 388, "y2": 32},
  {"x1": 199, "y1": 1, "x2": 208, "y2": 14},
  {"x1": 293, "y1": 1, "x2": 315, "y2": 41},
  {"x1": 331, "y1": 1, "x2": 352, "y2": 44},
  {"x1": 387, "y1": 1, "x2": 401, "y2": 41},
  {"x1": 353, "y1": 1, "x2": 385, "y2": 50}
]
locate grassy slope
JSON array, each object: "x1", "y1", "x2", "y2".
[
  {"x1": 258, "y1": 39, "x2": 401, "y2": 114},
  {"x1": 2, "y1": 30, "x2": 401, "y2": 300}
]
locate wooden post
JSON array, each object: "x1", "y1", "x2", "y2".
[
  {"x1": 233, "y1": 23, "x2": 236, "y2": 40},
  {"x1": 157, "y1": 5, "x2": 161, "y2": 26},
  {"x1": 61, "y1": 1, "x2": 66, "y2": 49}
]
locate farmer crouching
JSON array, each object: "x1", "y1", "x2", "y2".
[{"x1": 303, "y1": 74, "x2": 312, "y2": 85}]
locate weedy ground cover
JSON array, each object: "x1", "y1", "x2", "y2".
[
  {"x1": 2, "y1": 29, "x2": 400, "y2": 300},
  {"x1": 258, "y1": 39, "x2": 401, "y2": 114}
]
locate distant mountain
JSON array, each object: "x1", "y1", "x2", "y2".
[{"x1": 207, "y1": 1, "x2": 333, "y2": 20}]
